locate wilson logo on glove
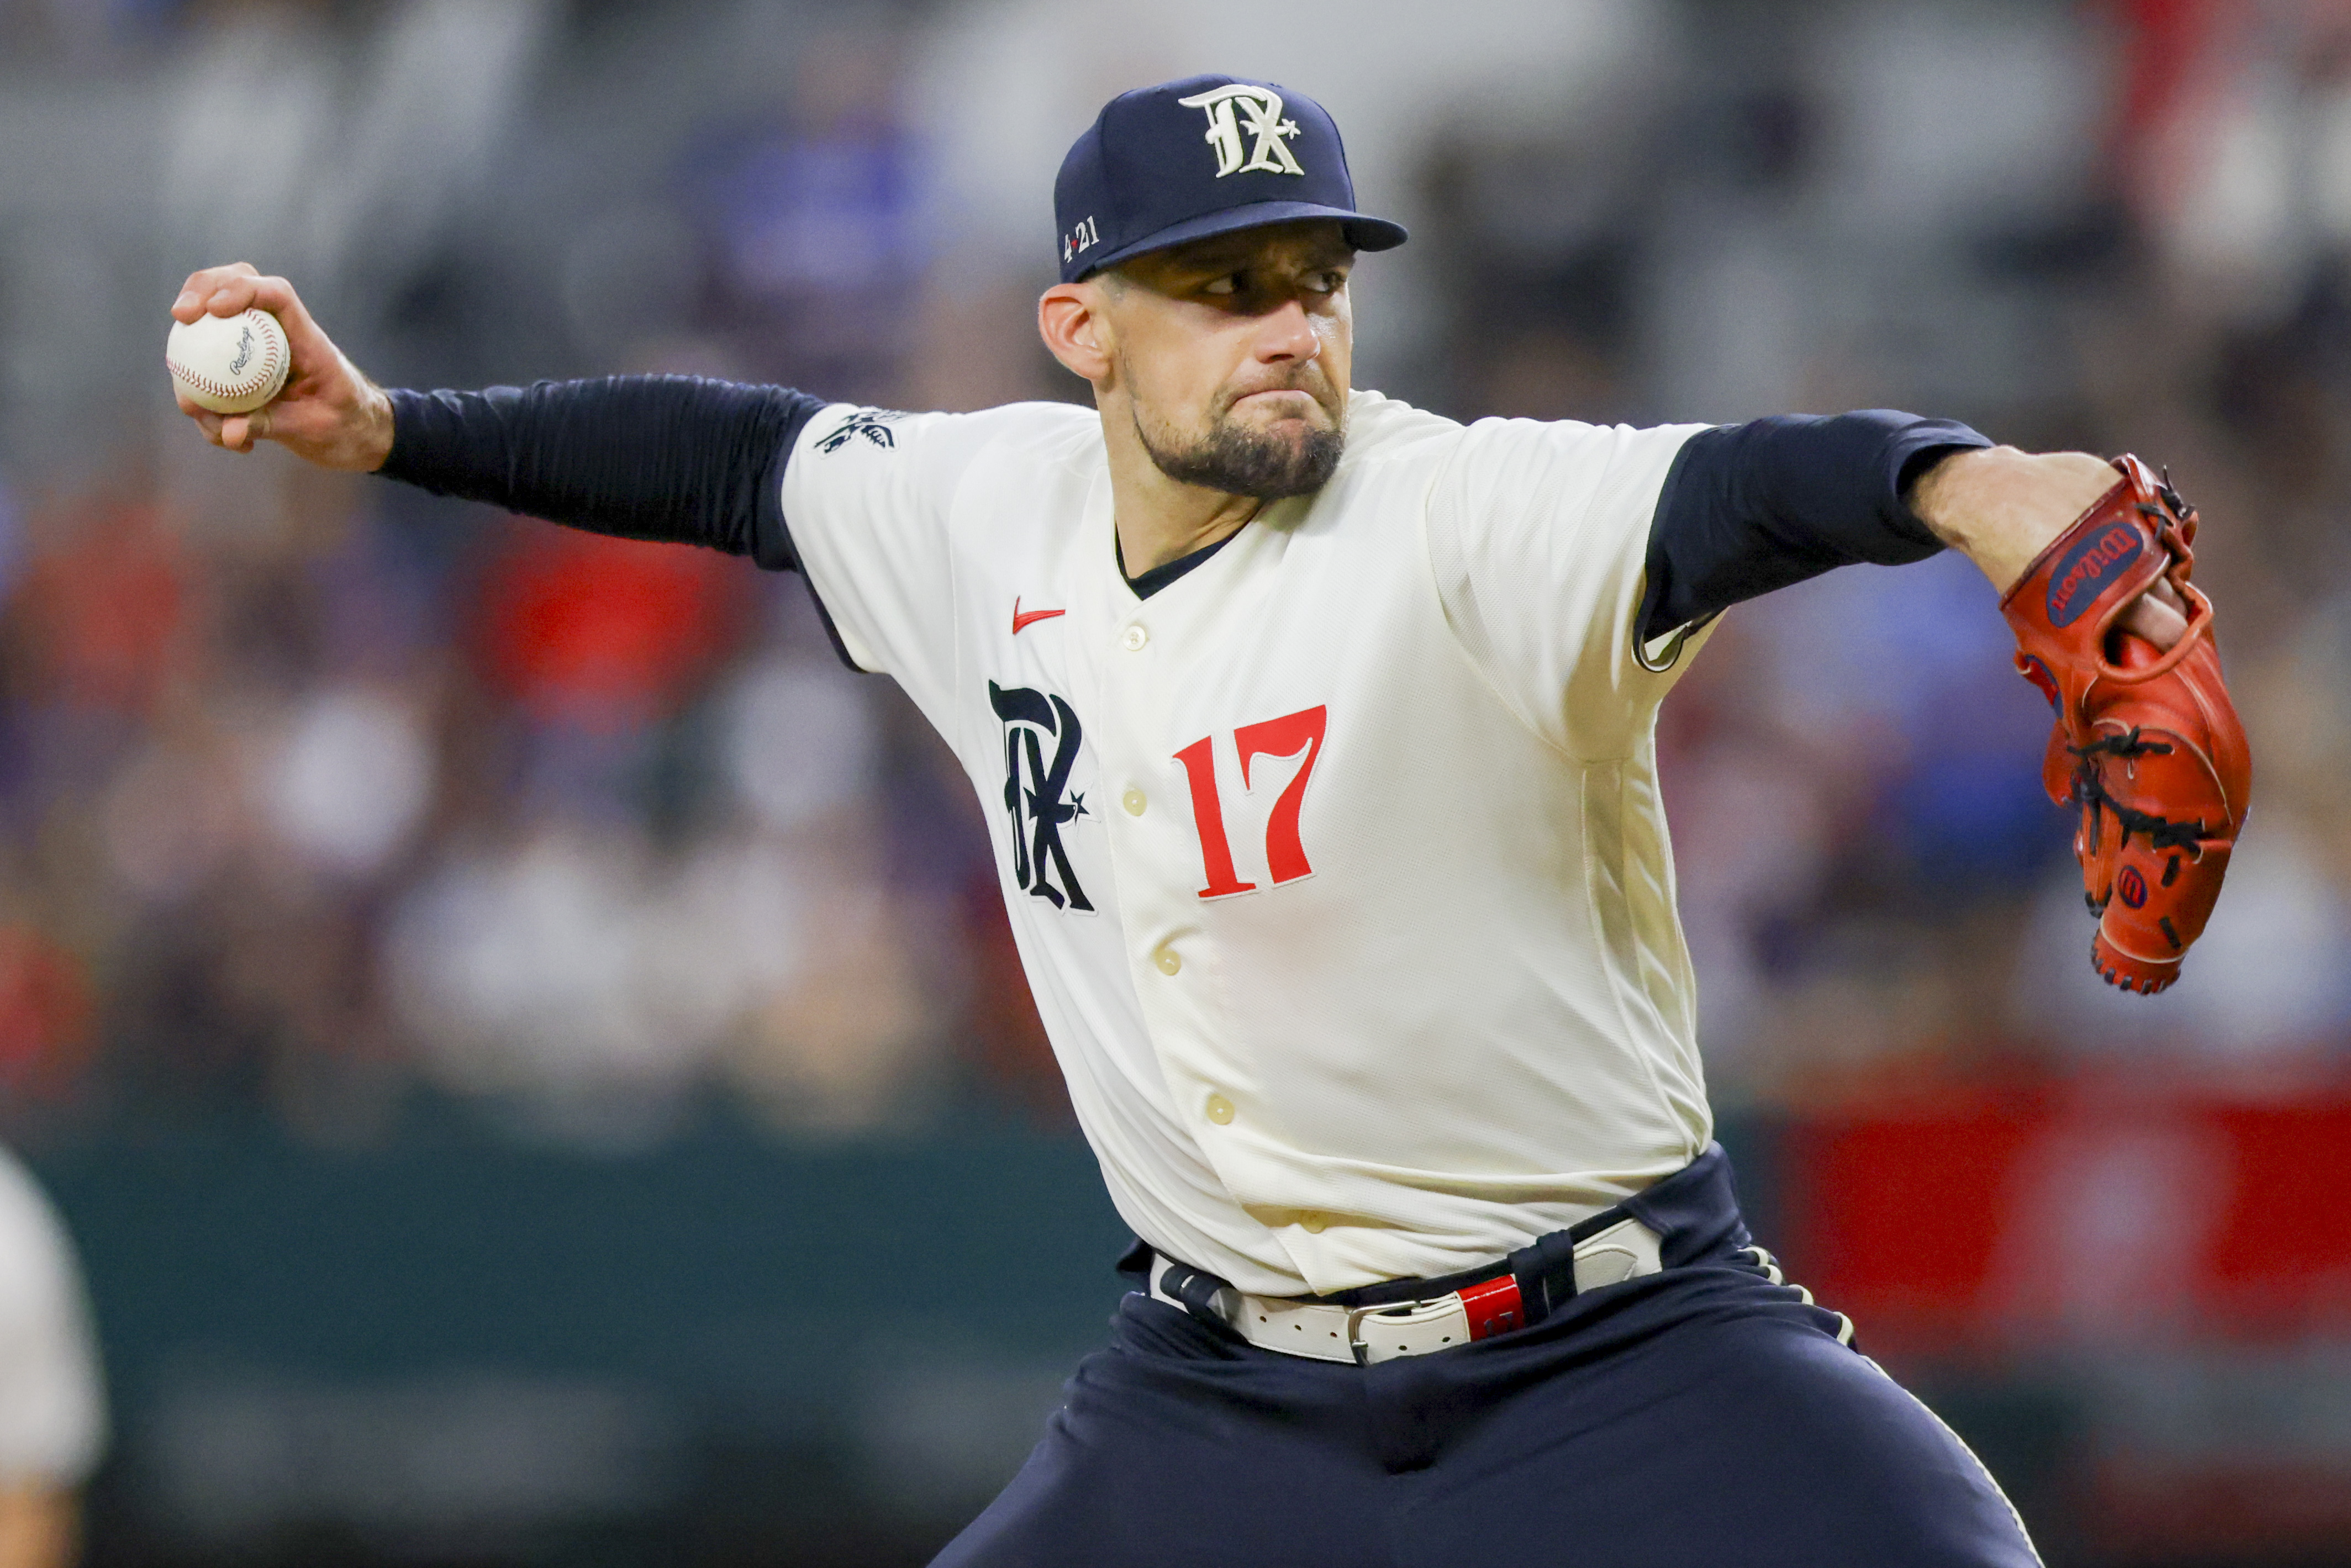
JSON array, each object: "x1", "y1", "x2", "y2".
[
  {"x1": 2044, "y1": 523, "x2": 2143, "y2": 627},
  {"x1": 2000, "y1": 456, "x2": 2252, "y2": 995}
]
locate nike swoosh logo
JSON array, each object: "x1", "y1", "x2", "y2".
[{"x1": 1013, "y1": 597, "x2": 1067, "y2": 635}]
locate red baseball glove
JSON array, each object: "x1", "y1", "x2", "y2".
[{"x1": 2001, "y1": 456, "x2": 2252, "y2": 994}]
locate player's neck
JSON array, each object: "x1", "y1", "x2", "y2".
[
  {"x1": 1113, "y1": 489, "x2": 1263, "y2": 578},
  {"x1": 1101, "y1": 414, "x2": 1264, "y2": 576}
]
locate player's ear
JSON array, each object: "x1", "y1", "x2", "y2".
[{"x1": 1039, "y1": 282, "x2": 1114, "y2": 386}]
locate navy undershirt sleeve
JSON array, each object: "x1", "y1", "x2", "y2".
[
  {"x1": 1637, "y1": 410, "x2": 1992, "y2": 645},
  {"x1": 377, "y1": 377, "x2": 828, "y2": 573}
]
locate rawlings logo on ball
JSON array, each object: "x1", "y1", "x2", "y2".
[{"x1": 164, "y1": 308, "x2": 289, "y2": 416}]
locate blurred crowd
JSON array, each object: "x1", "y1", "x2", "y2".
[{"x1": 0, "y1": 0, "x2": 2345, "y2": 1159}]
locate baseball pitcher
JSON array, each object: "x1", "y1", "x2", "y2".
[{"x1": 169, "y1": 74, "x2": 2247, "y2": 1566}]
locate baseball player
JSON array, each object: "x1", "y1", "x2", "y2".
[
  {"x1": 0, "y1": 1145, "x2": 107, "y2": 1568},
  {"x1": 170, "y1": 74, "x2": 2247, "y2": 1566}
]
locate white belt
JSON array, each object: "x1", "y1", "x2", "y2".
[{"x1": 1149, "y1": 1216, "x2": 1665, "y2": 1366}]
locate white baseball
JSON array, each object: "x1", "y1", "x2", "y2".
[{"x1": 165, "y1": 308, "x2": 291, "y2": 415}]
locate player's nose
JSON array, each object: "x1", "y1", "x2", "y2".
[{"x1": 1250, "y1": 298, "x2": 1321, "y2": 365}]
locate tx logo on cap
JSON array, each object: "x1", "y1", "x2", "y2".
[{"x1": 1177, "y1": 84, "x2": 1305, "y2": 178}]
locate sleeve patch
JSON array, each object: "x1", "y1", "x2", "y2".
[{"x1": 815, "y1": 408, "x2": 910, "y2": 454}]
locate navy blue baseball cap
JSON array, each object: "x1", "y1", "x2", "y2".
[{"x1": 1053, "y1": 74, "x2": 1408, "y2": 283}]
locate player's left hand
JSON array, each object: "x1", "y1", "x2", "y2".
[
  {"x1": 1995, "y1": 457, "x2": 2252, "y2": 994},
  {"x1": 1911, "y1": 446, "x2": 2190, "y2": 648}
]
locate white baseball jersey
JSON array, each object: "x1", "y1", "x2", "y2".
[
  {"x1": 0, "y1": 1145, "x2": 106, "y2": 1486},
  {"x1": 784, "y1": 391, "x2": 1717, "y2": 1297}
]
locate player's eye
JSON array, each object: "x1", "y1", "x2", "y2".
[{"x1": 1201, "y1": 273, "x2": 1241, "y2": 297}]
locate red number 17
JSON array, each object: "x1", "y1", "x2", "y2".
[{"x1": 1171, "y1": 705, "x2": 1327, "y2": 900}]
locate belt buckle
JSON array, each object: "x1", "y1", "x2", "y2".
[{"x1": 1347, "y1": 1294, "x2": 1473, "y2": 1365}]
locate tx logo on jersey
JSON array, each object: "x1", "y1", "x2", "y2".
[
  {"x1": 1177, "y1": 85, "x2": 1305, "y2": 178},
  {"x1": 990, "y1": 680, "x2": 1094, "y2": 913},
  {"x1": 816, "y1": 409, "x2": 906, "y2": 454}
]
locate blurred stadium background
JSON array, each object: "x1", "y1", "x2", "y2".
[{"x1": 0, "y1": 0, "x2": 2348, "y2": 1562}]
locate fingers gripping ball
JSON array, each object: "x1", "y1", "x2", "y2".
[
  {"x1": 165, "y1": 308, "x2": 289, "y2": 415},
  {"x1": 2001, "y1": 456, "x2": 2253, "y2": 994}
]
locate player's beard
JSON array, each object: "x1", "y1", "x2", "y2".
[{"x1": 1131, "y1": 383, "x2": 1346, "y2": 499}]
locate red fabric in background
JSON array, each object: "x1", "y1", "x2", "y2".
[
  {"x1": 1782, "y1": 1076, "x2": 2351, "y2": 1347},
  {"x1": 1783, "y1": 1091, "x2": 2047, "y2": 1342},
  {"x1": 2202, "y1": 1099, "x2": 2351, "y2": 1321},
  {"x1": 2105, "y1": 0, "x2": 2227, "y2": 149},
  {"x1": 473, "y1": 526, "x2": 751, "y2": 731},
  {"x1": 12, "y1": 501, "x2": 187, "y2": 714},
  {"x1": 0, "y1": 922, "x2": 92, "y2": 1097}
]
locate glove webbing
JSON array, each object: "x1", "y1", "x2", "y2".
[{"x1": 2066, "y1": 727, "x2": 2207, "y2": 864}]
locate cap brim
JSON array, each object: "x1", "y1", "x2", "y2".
[{"x1": 1075, "y1": 200, "x2": 1407, "y2": 279}]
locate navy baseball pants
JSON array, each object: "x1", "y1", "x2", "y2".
[{"x1": 931, "y1": 1149, "x2": 2040, "y2": 1566}]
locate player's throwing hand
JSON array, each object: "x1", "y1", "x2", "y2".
[{"x1": 167, "y1": 263, "x2": 393, "y2": 471}]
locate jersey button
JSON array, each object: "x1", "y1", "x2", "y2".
[
  {"x1": 1299, "y1": 1211, "x2": 1327, "y2": 1233},
  {"x1": 1121, "y1": 624, "x2": 1149, "y2": 652},
  {"x1": 1121, "y1": 787, "x2": 1147, "y2": 816},
  {"x1": 1204, "y1": 1094, "x2": 1234, "y2": 1125},
  {"x1": 1153, "y1": 946, "x2": 1182, "y2": 976}
]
